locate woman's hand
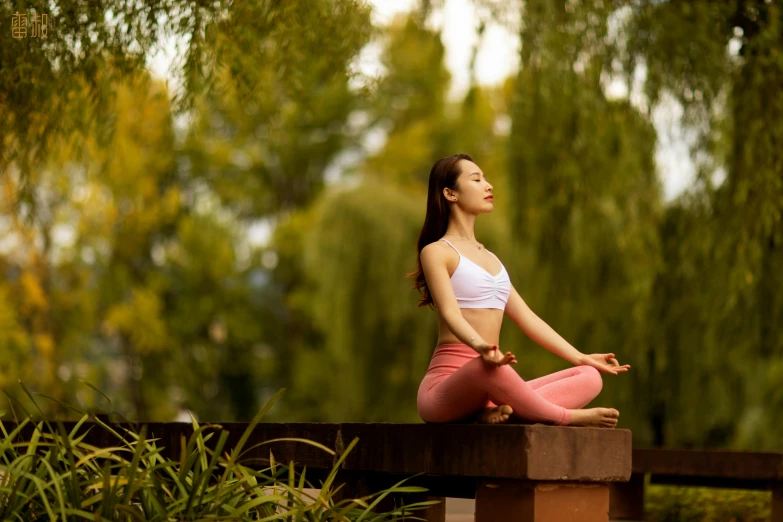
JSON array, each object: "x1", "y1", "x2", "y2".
[
  {"x1": 478, "y1": 343, "x2": 517, "y2": 367},
  {"x1": 580, "y1": 353, "x2": 630, "y2": 375}
]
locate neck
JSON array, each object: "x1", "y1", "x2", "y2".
[
  {"x1": 444, "y1": 215, "x2": 477, "y2": 241},
  {"x1": 444, "y1": 232, "x2": 477, "y2": 241}
]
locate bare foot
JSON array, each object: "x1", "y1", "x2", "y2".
[
  {"x1": 567, "y1": 408, "x2": 620, "y2": 428},
  {"x1": 476, "y1": 405, "x2": 513, "y2": 424}
]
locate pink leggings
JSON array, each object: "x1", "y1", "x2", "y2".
[{"x1": 417, "y1": 343, "x2": 604, "y2": 425}]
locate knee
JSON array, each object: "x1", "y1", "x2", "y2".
[{"x1": 579, "y1": 365, "x2": 603, "y2": 394}]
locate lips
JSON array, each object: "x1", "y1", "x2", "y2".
[{"x1": 485, "y1": 196, "x2": 494, "y2": 200}]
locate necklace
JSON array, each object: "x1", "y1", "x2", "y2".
[{"x1": 443, "y1": 234, "x2": 483, "y2": 250}]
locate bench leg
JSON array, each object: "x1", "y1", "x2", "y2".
[
  {"x1": 476, "y1": 479, "x2": 609, "y2": 522},
  {"x1": 609, "y1": 473, "x2": 646, "y2": 520},
  {"x1": 772, "y1": 484, "x2": 782, "y2": 522}
]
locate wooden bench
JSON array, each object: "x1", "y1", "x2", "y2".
[
  {"x1": 609, "y1": 448, "x2": 783, "y2": 521},
  {"x1": 136, "y1": 422, "x2": 632, "y2": 521},
  {"x1": 5, "y1": 420, "x2": 632, "y2": 522}
]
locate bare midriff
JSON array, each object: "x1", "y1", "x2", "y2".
[{"x1": 436, "y1": 308, "x2": 504, "y2": 349}]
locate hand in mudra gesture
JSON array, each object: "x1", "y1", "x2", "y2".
[
  {"x1": 479, "y1": 344, "x2": 517, "y2": 366},
  {"x1": 581, "y1": 353, "x2": 630, "y2": 375}
]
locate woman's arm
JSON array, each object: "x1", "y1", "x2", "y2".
[
  {"x1": 503, "y1": 283, "x2": 585, "y2": 365},
  {"x1": 421, "y1": 243, "x2": 491, "y2": 354}
]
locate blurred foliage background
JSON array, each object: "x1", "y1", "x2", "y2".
[{"x1": 0, "y1": 0, "x2": 781, "y2": 451}]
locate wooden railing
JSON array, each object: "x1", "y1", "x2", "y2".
[{"x1": 609, "y1": 448, "x2": 783, "y2": 521}]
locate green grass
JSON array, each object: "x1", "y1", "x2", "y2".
[
  {"x1": 0, "y1": 383, "x2": 439, "y2": 521},
  {"x1": 647, "y1": 484, "x2": 771, "y2": 522}
]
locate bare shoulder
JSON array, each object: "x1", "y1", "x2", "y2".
[
  {"x1": 420, "y1": 241, "x2": 451, "y2": 272},
  {"x1": 420, "y1": 241, "x2": 459, "y2": 315},
  {"x1": 421, "y1": 239, "x2": 448, "y2": 256}
]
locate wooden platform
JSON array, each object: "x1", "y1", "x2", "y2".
[{"x1": 3, "y1": 420, "x2": 633, "y2": 521}]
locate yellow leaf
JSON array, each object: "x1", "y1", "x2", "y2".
[
  {"x1": 33, "y1": 334, "x2": 54, "y2": 357},
  {"x1": 20, "y1": 271, "x2": 47, "y2": 312}
]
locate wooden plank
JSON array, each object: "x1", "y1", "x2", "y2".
[
  {"x1": 0, "y1": 421, "x2": 631, "y2": 482},
  {"x1": 650, "y1": 474, "x2": 775, "y2": 491},
  {"x1": 633, "y1": 448, "x2": 783, "y2": 481},
  {"x1": 299, "y1": 423, "x2": 631, "y2": 481}
]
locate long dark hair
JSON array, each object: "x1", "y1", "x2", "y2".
[{"x1": 406, "y1": 153, "x2": 473, "y2": 309}]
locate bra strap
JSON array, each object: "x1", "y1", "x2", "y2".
[{"x1": 439, "y1": 238, "x2": 461, "y2": 256}]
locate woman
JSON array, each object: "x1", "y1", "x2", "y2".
[{"x1": 409, "y1": 153, "x2": 629, "y2": 427}]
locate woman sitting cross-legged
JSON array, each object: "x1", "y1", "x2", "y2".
[{"x1": 408, "y1": 153, "x2": 630, "y2": 427}]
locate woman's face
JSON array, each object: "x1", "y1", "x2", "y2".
[{"x1": 446, "y1": 160, "x2": 494, "y2": 212}]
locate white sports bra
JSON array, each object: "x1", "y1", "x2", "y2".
[{"x1": 439, "y1": 238, "x2": 511, "y2": 310}]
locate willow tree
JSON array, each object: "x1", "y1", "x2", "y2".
[
  {"x1": 268, "y1": 182, "x2": 433, "y2": 422},
  {"x1": 360, "y1": 10, "x2": 453, "y2": 190},
  {"x1": 625, "y1": 0, "x2": 783, "y2": 448},
  {"x1": 0, "y1": 0, "x2": 223, "y2": 200},
  {"x1": 267, "y1": 10, "x2": 453, "y2": 422},
  {"x1": 0, "y1": 67, "x2": 271, "y2": 421},
  {"x1": 506, "y1": 0, "x2": 664, "y2": 441},
  {"x1": 362, "y1": 5, "x2": 516, "y2": 255},
  {"x1": 0, "y1": 0, "x2": 374, "y2": 211},
  {"x1": 0, "y1": 69, "x2": 181, "y2": 416},
  {"x1": 180, "y1": 0, "x2": 374, "y2": 217}
]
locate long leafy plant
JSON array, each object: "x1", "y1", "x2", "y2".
[{"x1": 0, "y1": 383, "x2": 439, "y2": 521}]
